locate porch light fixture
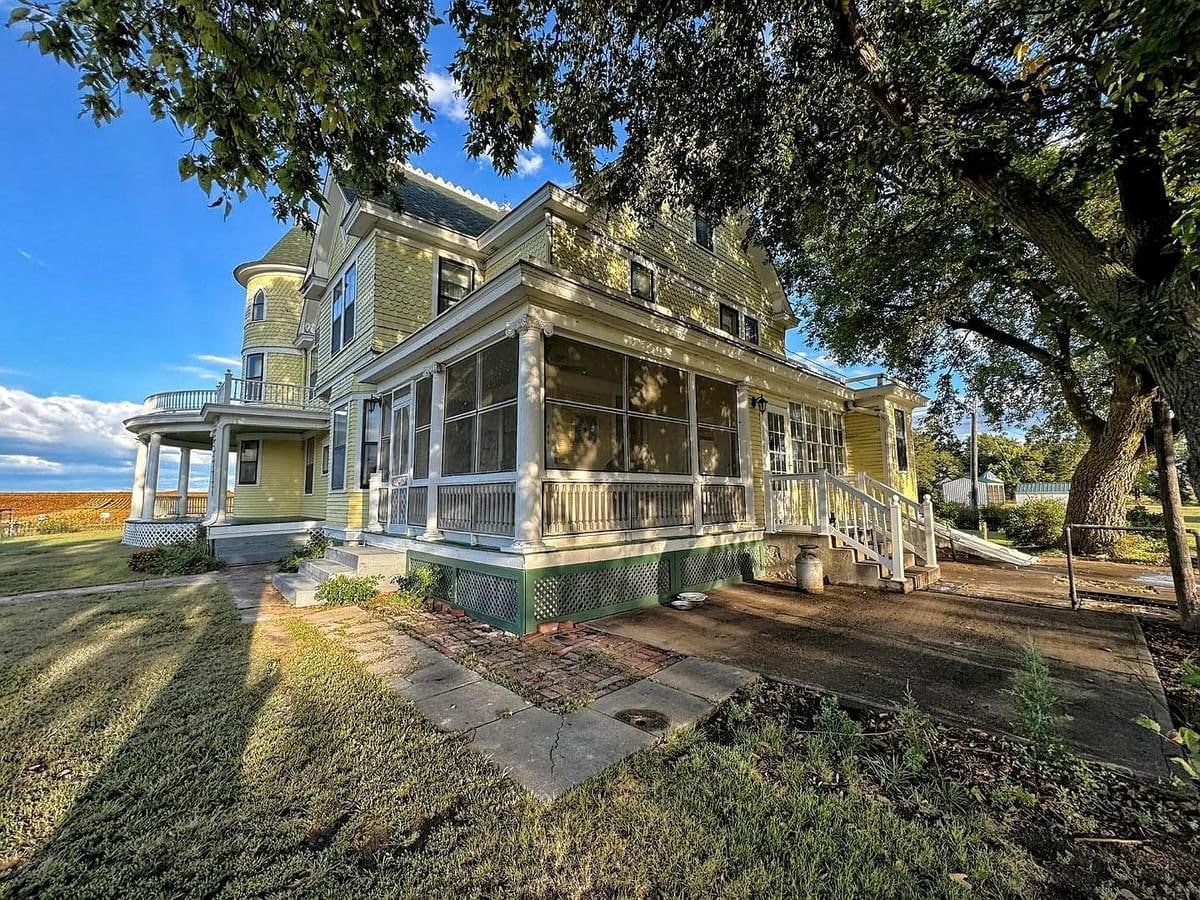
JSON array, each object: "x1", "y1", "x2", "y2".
[{"x1": 749, "y1": 394, "x2": 769, "y2": 412}]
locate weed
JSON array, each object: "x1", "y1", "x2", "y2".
[
  {"x1": 128, "y1": 540, "x2": 224, "y2": 576},
  {"x1": 897, "y1": 685, "x2": 936, "y2": 773},
  {"x1": 1007, "y1": 642, "x2": 1069, "y2": 757},
  {"x1": 316, "y1": 574, "x2": 382, "y2": 606}
]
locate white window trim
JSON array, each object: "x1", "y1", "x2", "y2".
[
  {"x1": 693, "y1": 214, "x2": 717, "y2": 255},
  {"x1": 431, "y1": 249, "x2": 478, "y2": 320},
  {"x1": 249, "y1": 288, "x2": 267, "y2": 322},
  {"x1": 716, "y1": 300, "x2": 761, "y2": 345},
  {"x1": 303, "y1": 435, "x2": 316, "y2": 495},
  {"x1": 236, "y1": 439, "x2": 261, "y2": 487},
  {"x1": 329, "y1": 404, "x2": 350, "y2": 493},
  {"x1": 243, "y1": 352, "x2": 265, "y2": 381}
]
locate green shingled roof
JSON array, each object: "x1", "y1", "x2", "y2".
[
  {"x1": 259, "y1": 226, "x2": 314, "y2": 269},
  {"x1": 342, "y1": 172, "x2": 503, "y2": 237}
]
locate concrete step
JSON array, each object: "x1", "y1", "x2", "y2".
[
  {"x1": 326, "y1": 545, "x2": 408, "y2": 577},
  {"x1": 272, "y1": 572, "x2": 322, "y2": 608},
  {"x1": 299, "y1": 558, "x2": 353, "y2": 582}
]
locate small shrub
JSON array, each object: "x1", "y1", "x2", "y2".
[
  {"x1": 1005, "y1": 499, "x2": 1066, "y2": 548},
  {"x1": 1007, "y1": 642, "x2": 1069, "y2": 756},
  {"x1": 812, "y1": 695, "x2": 864, "y2": 760},
  {"x1": 277, "y1": 529, "x2": 331, "y2": 573},
  {"x1": 34, "y1": 519, "x2": 80, "y2": 534},
  {"x1": 896, "y1": 686, "x2": 936, "y2": 773},
  {"x1": 127, "y1": 540, "x2": 224, "y2": 576},
  {"x1": 934, "y1": 500, "x2": 977, "y2": 530},
  {"x1": 316, "y1": 574, "x2": 381, "y2": 606},
  {"x1": 393, "y1": 563, "x2": 445, "y2": 598},
  {"x1": 979, "y1": 503, "x2": 1011, "y2": 532},
  {"x1": 1110, "y1": 533, "x2": 1170, "y2": 566},
  {"x1": 1126, "y1": 505, "x2": 1165, "y2": 529}
]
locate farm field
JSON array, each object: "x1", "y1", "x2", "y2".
[{"x1": 0, "y1": 491, "x2": 130, "y2": 534}]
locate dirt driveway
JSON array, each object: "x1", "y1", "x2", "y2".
[{"x1": 592, "y1": 579, "x2": 1174, "y2": 776}]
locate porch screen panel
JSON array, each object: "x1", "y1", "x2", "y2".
[
  {"x1": 696, "y1": 375, "x2": 739, "y2": 477},
  {"x1": 413, "y1": 377, "x2": 431, "y2": 479},
  {"x1": 766, "y1": 412, "x2": 788, "y2": 474},
  {"x1": 441, "y1": 336, "x2": 518, "y2": 476}
]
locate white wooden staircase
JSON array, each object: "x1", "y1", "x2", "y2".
[{"x1": 273, "y1": 545, "x2": 407, "y2": 607}]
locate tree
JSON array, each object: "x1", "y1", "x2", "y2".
[{"x1": 912, "y1": 425, "x2": 963, "y2": 500}]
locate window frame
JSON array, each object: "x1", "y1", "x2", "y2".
[
  {"x1": 787, "y1": 402, "x2": 847, "y2": 476},
  {"x1": 321, "y1": 441, "x2": 330, "y2": 475},
  {"x1": 630, "y1": 258, "x2": 655, "y2": 302},
  {"x1": 236, "y1": 439, "x2": 261, "y2": 486},
  {"x1": 441, "y1": 335, "x2": 519, "y2": 477},
  {"x1": 743, "y1": 315, "x2": 760, "y2": 346},
  {"x1": 694, "y1": 216, "x2": 715, "y2": 253},
  {"x1": 436, "y1": 255, "x2": 476, "y2": 316},
  {"x1": 250, "y1": 288, "x2": 266, "y2": 322},
  {"x1": 359, "y1": 396, "x2": 391, "y2": 489},
  {"x1": 695, "y1": 374, "x2": 740, "y2": 478},
  {"x1": 329, "y1": 260, "x2": 358, "y2": 357},
  {"x1": 330, "y1": 405, "x2": 348, "y2": 492},
  {"x1": 303, "y1": 436, "x2": 315, "y2": 495},
  {"x1": 894, "y1": 408, "x2": 910, "y2": 472},
  {"x1": 717, "y1": 302, "x2": 740, "y2": 339}
]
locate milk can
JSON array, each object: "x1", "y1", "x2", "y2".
[{"x1": 796, "y1": 545, "x2": 824, "y2": 594}]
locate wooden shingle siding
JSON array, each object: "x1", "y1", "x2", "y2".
[
  {"x1": 231, "y1": 439, "x2": 304, "y2": 518},
  {"x1": 548, "y1": 211, "x2": 785, "y2": 353},
  {"x1": 266, "y1": 352, "x2": 304, "y2": 386},
  {"x1": 484, "y1": 226, "x2": 551, "y2": 281},
  {"x1": 372, "y1": 236, "x2": 435, "y2": 350},
  {"x1": 243, "y1": 273, "x2": 305, "y2": 350}
]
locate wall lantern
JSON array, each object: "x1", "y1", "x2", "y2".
[{"x1": 749, "y1": 394, "x2": 769, "y2": 413}]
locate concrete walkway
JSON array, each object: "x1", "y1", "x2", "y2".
[
  {"x1": 592, "y1": 580, "x2": 1175, "y2": 776},
  {"x1": 0, "y1": 571, "x2": 226, "y2": 605},
  {"x1": 215, "y1": 568, "x2": 758, "y2": 799}
]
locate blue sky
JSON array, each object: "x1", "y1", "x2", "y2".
[{"x1": 0, "y1": 22, "x2": 866, "y2": 492}]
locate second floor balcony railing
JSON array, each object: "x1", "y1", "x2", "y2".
[{"x1": 141, "y1": 373, "x2": 328, "y2": 414}]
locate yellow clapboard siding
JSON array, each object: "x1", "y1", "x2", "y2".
[{"x1": 231, "y1": 439, "x2": 304, "y2": 519}]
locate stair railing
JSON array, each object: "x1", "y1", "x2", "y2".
[
  {"x1": 857, "y1": 473, "x2": 938, "y2": 566},
  {"x1": 820, "y1": 471, "x2": 907, "y2": 582}
]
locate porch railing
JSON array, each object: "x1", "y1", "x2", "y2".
[
  {"x1": 438, "y1": 482, "x2": 516, "y2": 536},
  {"x1": 701, "y1": 483, "x2": 749, "y2": 525},
  {"x1": 543, "y1": 480, "x2": 693, "y2": 536},
  {"x1": 224, "y1": 376, "x2": 327, "y2": 411},
  {"x1": 148, "y1": 493, "x2": 233, "y2": 519},
  {"x1": 143, "y1": 389, "x2": 219, "y2": 413},
  {"x1": 765, "y1": 471, "x2": 936, "y2": 582}
]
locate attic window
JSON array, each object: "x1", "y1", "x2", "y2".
[
  {"x1": 744, "y1": 316, "x2": 760, "y2": 345},
  {"x1": 250, "y1": 289, "x2": 266, "y2": 321},
  {"x1": 718, "y1": 303, "x2": 740, "y2": 338},
  {"x1": 694, "y1": 216, "x2": 715, "y2": 253},
  {"x1": 630, "y1": 259, "x2": 654, "y2": 301}
]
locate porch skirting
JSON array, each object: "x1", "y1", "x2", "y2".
[
  {"x1": 361, "y1": 530, "x2": 765, "y2": 635},
  {"x1": 122, "y1": 519, "x2": 202, "y2": 548}
]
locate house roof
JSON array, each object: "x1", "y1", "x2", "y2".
[
  {"x1": 1015, "y1": 482, "x2": 1071, "y2": 494},
  {"x1": 259, "y1": 226, "x2": 314, "y2": 268},
  {"x1": 342, "y1": 169, "x2": 503, "y2": 237},
  {"x1": 979, "y1": 470, "x2": 1004, "y2": 483}
]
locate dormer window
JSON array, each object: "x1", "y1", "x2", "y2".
[
  {"x1": 250, "y1": 289, "x2": 266, "y2": 321},
  {"x1": 630, "y1": 259, "x2": 655, "y2": 302},
  {"x1": 694, "y1": 216, "x2": 715, "y2": 253},
  {"x1": 437, "y1": 257, "x2": 474, "y2": 315}
]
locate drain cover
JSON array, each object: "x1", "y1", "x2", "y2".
[{"x1": 614, "y1": 708, "x2": 669, "y2": 730}]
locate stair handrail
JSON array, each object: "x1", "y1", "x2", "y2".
[
  {"x1": 822, "y1": 471, "x2": 895, "y2": 574},
  {"x1": 857, "y1": 473, "x2": 937, "y2": 566}
]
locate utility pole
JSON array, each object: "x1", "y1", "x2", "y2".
[
  {"x1": 1152, "y1": 393, "x2": 1199, "y2": 632},
  {"x1": 969, "y1": 396, "x2": 980, "y2": 521}
]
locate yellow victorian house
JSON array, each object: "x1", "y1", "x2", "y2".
[{"x1": 122, "y1": 167, "x2": 1016, "y2": 635}]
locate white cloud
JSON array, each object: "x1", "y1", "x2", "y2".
[
  {"x1": 424, "y1": 70, "x2": 467, "y2": 122},
  {"x1": 0, "y1": 386, "x2": 140, "y2": 457},
  {"x1": 169, "y1": 364, "x2": 221, "y2": 382},
  {"x1": 17, "y1": 249, "x2": 47, "y2": 268},
  {"x1": 0, "y1": 454, "x2": 62, "y2": 473},
  {"x1": 193, "y1": 354, "x2": 240, "y2": 367},
  {"x1": 516, "y1": 153, "x2": 544, "y2": 177},
  {"x1": 532, "y1": 123, "x2": 551, "y2": 149}
]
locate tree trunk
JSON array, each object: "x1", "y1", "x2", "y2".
[
  {"x1": 1152, "y1": 395, "x2": 1200, "y2": 633},
  {"x1": 1064, "y1": 371, "x2": 1153, "y2": 555}
]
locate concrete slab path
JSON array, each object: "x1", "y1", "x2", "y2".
[
  {"x1": 0, "y1": 571, "x2": 226, "y2": 605},
  {"x1": 591, "y1": 580, "x2": 1175, "y2": 777}
]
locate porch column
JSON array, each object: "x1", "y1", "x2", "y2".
[
  {"x1": 422, "y1": 365, "x2": 445, "y2": 540},
  {"x1": 736, "y1": 381, "x2": 756, "y2": 525},
  {"x1": 203, "y1": 420, "x2": 231, "y2": 525},
  {"x1": 141, "y1": 433, "x2": 162, "y2": 519},
  {"x1": 130, "y1": 438, "x2": 149, "y2": 521},
  {"x1": 687, "y1": 372, "x2": 703, "y2": 535},
  {"x1": 175, "y1": 447, "x2": 191, "y2": 517},
  {"x1": 509, "y1": 313, "x2": 550, "y2": 550}
]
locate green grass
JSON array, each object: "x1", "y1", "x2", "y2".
[
  {"x1": 0, "y1": 584, "x2": 1037, "y2": 898},
  {"x1": 0, "y1": 529, "x2": 137, "y2": 595},
  {"x1": 1137, "y1": 501, "x2": 1200, "y2": 528}
]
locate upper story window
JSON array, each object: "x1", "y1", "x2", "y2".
[
  {"x1": 443, "y1": 337, "x2": 518, "y2": 476},
  {"x1": 630, "y1": 259, "x2": 655, "y2": 302},
  {"x1": 744, "y1": 315, "x2": 760, "y2": 346},
  {"x1": 694, "y1": 216, "x2": 715, "y2": 253},
  {"x1": 718, "y1": 303, "x2": 740, "y2": 338},
  {"x1": 250, "y1": 289, "x2": 266, "y2": 322},
  {"x1": 330, "y1": 262, "x2": 357, "y2": 355},
  {"x1": 437, "y1": 257, "x2": 475, "y2": 315},
  {"x1": 243, "y1": 353, "x2": 264, "y2": 402},
  {"x1": 894, "y1": 408, "x2": 910, "y2": 472}
]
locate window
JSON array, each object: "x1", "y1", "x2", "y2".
[
  {"x1": 696, "y1": 375, "x2": 739, "y2": 477},
  {"x1": 331, "y1": 406, "x2": 348, "y2": 491},
  {"x1": 437, "y1": 257, "x2": 475, "y2": 315},
  {"x1": 389, "y1": 388, "x2": 411, "y2": 478},
  {"x1": 413, "y1": 376, "x2": 432, "y2": 479},
  {"x1": 321, "y1": 441, "x2": 330, "y2": 474},
  {"x1": 694, "y1": 216, "x2": 714, "y2": 253},
  {"x1": 250, "y1": 289, "x2": 266, "y2": 322},
  {"x1": 330, "y1": 262, "x2": 357, "y2": 355},
  {"x1": 718, "y1": 303, "x2": 740, "y2": 338},
  {"x1": 243, "y1": 353, "x2": 264, "y2": 402},
  {"x1": 788, "y1": 403, "x2": 846, "y2": 475},
  {"x1": 894, "y1": 408, "x2": 910, "y2": 472},
  {"x1": 630, "y1": 259, "x2": 654, "y2": 301},
  {"x1": 237, "y1": 440, "x2": 260, "y2": 486},
  {"x1": 441, "y1": 337, "x2": 518, "y2": 476},
  {"x1": 359, "y1": 396, "x2": 390, "y2": 489},
  {"x1": 744, "y1": 316, "x2": 760, "y2": 345},
  {"x1": 766, "y1": 411, "x2": 788, "y2": 475},
  {"x1": 304, "y1": 436, "x2": 315, "y2": 494},
  {"x1": 545, "y1": 335, "x2": 691, "y2": 474},
  {"x1": 308, "y1": 348, "x2": 318, "y2": 390}
]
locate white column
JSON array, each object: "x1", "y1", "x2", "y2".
[
  {"x1": 736, "y1": 382, "x2": 755, "y2": 525},
  {"x1": 130, "y1": 438, "x2": 149, "y2": 521},
  {"x1": 510, "y1": 313, "x2": 549, "y2": 549},
  {"x1": 423, "y1": 365, "x2": 445, "y2": 540},
  {"x1": 688, "y1": 372, "x2": 704, "y2": 535},
  {"x1": 889, "y1": 496, "x2": 907, "y2": 583},
  {"x1": 204, "y1": 421, "x2": 231, "y2": 525},
  {"x1": 141, "y1": 433, "x2": 162, "y2": 519},
  {"x1": 922, "y1": 493, "x2": 938, "y2": 565},
  {"x1": 175, "y1": 447, "x2": 192, "y2": 517}
]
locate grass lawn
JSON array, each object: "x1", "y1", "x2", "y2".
[
  {"x1": 1138, "y1": 501, "x2": 1200, "y2": 528},
  {"x1": 0, "y1": 530, "x2": 138, "y2": 595},
  {"x1": 0, "y1": 583, "x2": 1041, "y2": 898}
]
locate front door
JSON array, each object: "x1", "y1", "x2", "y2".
[{"x1": 387, "y1": 389, "x2": 411, "y2": 528}]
